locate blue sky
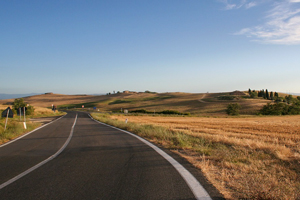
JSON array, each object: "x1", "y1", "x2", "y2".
[{"x1": 1, "y1": 0, "x2": 300, "y2": 94}]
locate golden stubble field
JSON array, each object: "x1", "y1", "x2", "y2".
[{"x1": 111, "y1": 115, "x2": 300, "y2": 199}]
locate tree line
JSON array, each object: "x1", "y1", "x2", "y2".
[
  {"x1": 248, "y1": 88, "x2": 280, "y2": 100},
  {"x1": 250, "y1": 88, "x2": 300, "y2": 115},
  {"x1": 226, "y1": 89, "x2": 300, "y2": 116},
  {"x1": 259, "y1": 94, "x2": 300, "y2": 115}
]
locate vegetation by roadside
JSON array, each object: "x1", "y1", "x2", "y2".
[
  {"x1": 0, "y1": 105, "x2": 65, "y2": 145},
  {"x1": 91, "y1": 113, "x2": 300, "y2": 200},
  {"x1": 0, "y1": 118, "x2": 40, "y2": 145}
]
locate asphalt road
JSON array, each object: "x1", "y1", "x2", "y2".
[{"x1": 0, "y1": 112, "x2": 222, "y2": 200}]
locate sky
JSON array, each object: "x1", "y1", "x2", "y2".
[{"x1": 1, "y1": 0, "x2": 300, "y2": 95}]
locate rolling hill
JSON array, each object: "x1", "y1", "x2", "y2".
[{"x1": 0, "y1": 91, "x2": 275, "y2": 116}]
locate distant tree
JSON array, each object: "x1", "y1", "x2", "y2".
[
  {"x1": 13, "y1": 98, "x2": 26, "y2": 111},
  {"x1": 226, "y1": 103, "x2": 241, "y2": 116},
  {"x1": 270, "y1": 91, "x2": 274, "y2": 100},
  {"x1": 130, "y1": 109, "x2": 148, "y2": 113},
  {"x1": 285, "y1": 95, "x2": 294, "y2": 104},
  {"x1": 259, "y1": 101, "x2": 300, "y2": 115},
  {"x1": 258, "y1": 89, "x2": 265, "y2": 98},
  {"x1": 297, "y1": 96, "x2": 300, "y2": 101},
  {"x1": 266, "y1": 89, "x2": 270, "y2": 100},
  {"x1": 275, "y1": 92, "x2": 279, "y2": 98},
  {"x1": 26, "y1": 105, "x2": 35, "y2": 115},
  {"x1": 275, "y1": 97, "x2": 283, "y2": 102},
  {"x1": 248, "y1": 88, "x2": 251, "y2": 95},
  {"x1": 259, "y1": 103, "x2": 287, "y2": 115},
  {"x1": 288, "y1": 103, "x2": 300, "y2": 115},
  {"x1": 218, "y1": 95, "x2": 235, "y2": 100},
  {"x1": 258, "y1": 90, "x2": 261, "y2": 97},
  {"x1": 12, "y1": 98, "x2": 34, "y2": 115}
]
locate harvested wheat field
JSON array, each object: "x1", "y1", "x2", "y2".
[{"x1": 111, "y1": 115, "x2": 300, "y2": 199}]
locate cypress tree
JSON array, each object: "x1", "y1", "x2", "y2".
[
  {"x1": 262, "y1": 89, "x2": 266, "y2": 98},
  {"x1": 270, "y1": 91, "x2": 274, "y2": 100},
  {"x1": 266, "y1": 89, "x2": 270, "y2": 99},
  {"x1": 258, "y1": 90, "x2": 262, "y2": 97},
  {"x1": 259, "y1": 89, "x2": 265, "y2": 98}
]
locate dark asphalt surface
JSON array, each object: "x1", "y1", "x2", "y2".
[{"x1": 0, "y1": 111, "x2": 223, "y2": 200}]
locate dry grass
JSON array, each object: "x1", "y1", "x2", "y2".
[
  {"x1": 30, "y1": 106, "x2": 65, "y2": 117},
  {"x1": 0, "y1": 105, "x2": 65, "y2": 145},
  {"x1": 0, "y1": 105, "x2": 9, "y2": 110},
  {"x1": 111, "y1": 115, "x2": 300, "y2": 199},
  {"x1": 0, "y1": 118, "x2": 40, "y2": 145}
]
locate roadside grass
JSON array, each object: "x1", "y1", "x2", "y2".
[
  {"x1": 31, "y1": 106, "x2": 66, "y2": 118},
  {"x1": 91, "y1": 113, "x2": 300, "y2": 200},
  {"x1": 91, "y1": 113, "x2": 209, "y2": 150},
  {"x1": 0, "y1": 118, "x2": 40, "y2": 145},
  {"x1": 0, "y1": 107, "x2": 65, "y2": 145}
]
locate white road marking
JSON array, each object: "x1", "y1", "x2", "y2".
[
  {"x1": 0, "y1": 114, "x2": 78, "y2": 190},
  {"x1": 89, "y1": 114, "x2": 212, "y2": 200},
  {"x1": 0, "y1": 115, "x2": 66, "y2": 148}
]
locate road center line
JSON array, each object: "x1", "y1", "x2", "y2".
[
  {"x1": 89, "y1": 114, "x2": 212, "y2": 200},
  {"x1": 0, "y1": 114, "x2": 78, "y2": 190}
]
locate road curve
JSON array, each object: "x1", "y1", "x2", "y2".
[{"x1": 0, "y1": 112, "x2": 222, "y2": 200}]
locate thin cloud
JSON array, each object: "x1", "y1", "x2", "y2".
[
  {"x1": 220, "y1": 0, "x2": 259, "y2": 10},
  {"x1": 235, "y1": 0, "x2": 300, "y2": 45},
  {"x1": 245, "y1": 2, "x2": 257, "y2": 9}
]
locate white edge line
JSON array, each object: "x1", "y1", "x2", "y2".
[
  {"x1": 88, "y1": 114, "x2": 212, "y2": 200},
  {"x1": 0, "y1": 115, "x2": 66, "y2": 148},
  {"x1": 0, "y1": 114, "x2": 78, "y2": 190}
]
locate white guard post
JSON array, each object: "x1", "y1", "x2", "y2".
[{"x1": 23, "y1": 107, "x2": 26, "y2": 129}]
